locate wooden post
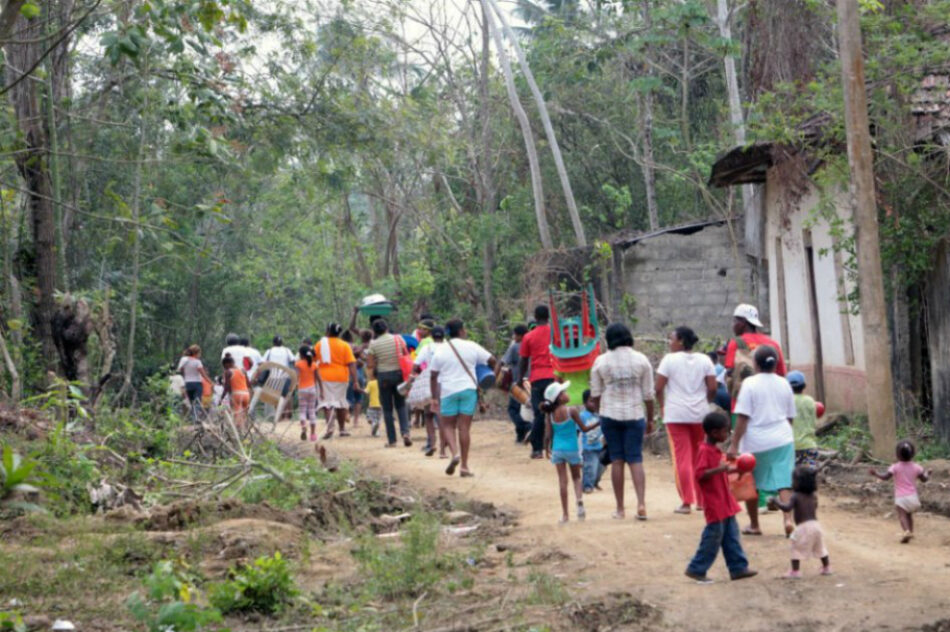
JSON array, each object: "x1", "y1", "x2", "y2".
[{"x1": 836, "y1": 0, "x2": 896, "y2": 458}]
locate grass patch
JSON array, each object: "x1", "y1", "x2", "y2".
[
  {"x1": 353, "y1": 514, "x2": 468, "y2": 599},
  {"x1": 526, "y1": 571, "x2": 569, "y2": 605}
]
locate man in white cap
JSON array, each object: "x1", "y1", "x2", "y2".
[{"x1": 724, "y1": 304, "x2": 787, "y2": 377}]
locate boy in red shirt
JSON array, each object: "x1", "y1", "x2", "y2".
[{"x1": 685, "y1": 412, "x2": 758, "y2": 583}]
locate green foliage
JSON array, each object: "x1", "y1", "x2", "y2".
[
  {"x1": 0, "y1": 612, "x2": 26, "y2": 632},
  {"x1": 818, "y1": 416, "x2": 872, "y2": 461},
  {"x1": 21, "y1": 378, "x2": 89, "y2": 424},
  {"x1": 207, "y1": 552, "x2": 297, "y2": 615},
  {"x1": 353, "y1": 514, "x2": 460, "y2": 599},
  {"x1": 127, "y1": 561, "x2": 226, "y2": 632},
  {"x1": 37, "y1": 423, "x2": 100, "y2": 516},
  {"x1": 0, "y1": 444, "x2": 44, "y2": 513}
]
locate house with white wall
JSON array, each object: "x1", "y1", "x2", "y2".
[{"x1": 710, "y1": 145, "x2": 868, "y2": 413}]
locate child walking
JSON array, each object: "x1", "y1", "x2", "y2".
[
  {"x1": 786, "y1": 371, "x2": 819, "y2": 466},
  {"x1": 221, "y1": 354, "x2": 250, "y2": 430},
  {"x1": 580, "y1": 390, "x2": 605, "y2": 493},
  {"x1": 295, "y1": 345, "x2": 323, "y2": 442},
  {"x1": 870, "y1": 440, "x2": 932, "y2": 543},
  {"x1": 769, "y1": 466, "x2": 831, "y2": 578},
  {"x1": 685, "y1": 412, "x2": 758, "y2": 583},
  {"x1": 365, "y1": 378, "x2": 382, "y2": 437},
  {"x1": 541, "y1": 381, "x2": 599, "y2": 524}
]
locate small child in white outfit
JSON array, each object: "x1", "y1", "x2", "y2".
[{"x1": 769, "y1": 465, "x2": 831, "y2": 578}]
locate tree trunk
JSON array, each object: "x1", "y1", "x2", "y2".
[
  {"x1": 836, "y1": 0, "x2": 896, "y2": 459},
  {"x1": 4, "y1": 11, "x2": 59, "y2": 371},
  {"x1": 483, "y1": 2, "x2": 552, "y2": 249},
  {"x1": 640, "y1": 0, "x2": 659, "y2": 231},
  {"x1": 714, "y1": 0, "x2": 756, "y2": 230},
  {"x1": 118, "y1": 57, "x2": 149, "y2": 400},
  {"x1": 479, "y1": 3, "x2": 497, "y2": 331},
  {"x1": 486, "y1": 0, "x2": 587, "y2": 247},
  {"x1": 0, "y1": 327, "x2": 19, "y2": 402}
]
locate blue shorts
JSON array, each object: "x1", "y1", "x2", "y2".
[
  {"x1": 551, "y1": 450, "x2": 582, "y2": 466},
  {"x1": 440, "y1": 389, "x2": 478, "y2": 416},
  {"x1": 601, "y1": 417, "x2": 646, "y2": 464}
]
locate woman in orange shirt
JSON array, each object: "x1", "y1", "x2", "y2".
[
  {"x1": 222, "y1": 354, "x2": 251, "y2": 429},
  {"x1": 317, "y1": 323, "x2": 358, "y2": 439},
  {"x1": 295, "y1": 345, "x2": 324, "y2": 441}
]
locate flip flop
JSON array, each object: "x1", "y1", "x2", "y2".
[
  {"x1": 741, "y1": 527, "x2": 763, "y2": 536},
  {"x1": 445, "y1": 456, "x2": 460, "y2": 475},
  {"x1": 674, "y1": 506, "x2": 691, "y2": 515},
  {"x1": 459, "y1": 470, "x2": 474, "y2": 478},
  {"x1": 612, "y1": 511, "x2": 625, "y2": 520},
  {"x1": 636, "y1": 507, "x2": 648, "y2": 521},
  {"x1": 785, "y1": 522, "x2": 795, "y2": 538}
]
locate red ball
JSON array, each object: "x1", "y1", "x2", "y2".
[
  {"x1": 815, "y1": 401, "x2": 825, "y2": 418},
  {"x1": 736, "y1": 453, "x2": 756, "y2": 473}
]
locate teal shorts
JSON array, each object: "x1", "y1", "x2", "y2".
[{"x1": 441, "y1": 389, "x2": 478, "y2": 416}]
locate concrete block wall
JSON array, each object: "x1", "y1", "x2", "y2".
[{"x1": 621, "y1": 222, "x2": 760, "y2": 342}]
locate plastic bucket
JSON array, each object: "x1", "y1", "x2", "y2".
[{"x1": 476, "y1": 364, "x2": 495, "y2": 389}]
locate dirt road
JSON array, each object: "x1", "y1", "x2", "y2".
[{"x1": 284, "y1": 418, "x2": 950, "y2": 631}]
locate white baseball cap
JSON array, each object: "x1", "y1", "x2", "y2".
[
  {"x1": 733, "y1": 303, "x2": 764, "y2": 329},
  {"x1": 543, "y1": 381, "x2": 571, "y2": 404}
]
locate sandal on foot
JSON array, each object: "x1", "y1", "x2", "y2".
[
  {"x1": 459, "y1": 470, "x2": 474, "y2": 478},
  {"x1": 782, "y1": 570, "x2": 801, "y2": 580},
  {"x1": 674, "y1": 505, "x2": 691, "y2": 515},
  {"x1": 300, "y1": 429, "x2": 307, "y2": 441},
  {"x1": 425, "y1": 446, "x2": 436, "y2": 457},
  {"x1": 900, "y1": 531, "x2": 913, "y2": 543},
  {"x1": 820, "y1": 566, "x2": 833, "y2": 576},
  {"x1": 636, "y1": 507, "x2": 648, "y2": 521},
  {"x1": 445, "y1": 456, "x2": 461, "y2": 475},
  {"x1": 577, "y1": 504, "x2": 586, "y2": 520},
  {"x1": 741, "y1": 527, "x2": 763, "y2": 536},
  {"x1": 612, "y1": 511, "x2": 625, "y2": 520}
]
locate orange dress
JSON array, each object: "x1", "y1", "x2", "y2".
[{"x1": 228, "y1": 368, "x2": 250, "y2": 424}]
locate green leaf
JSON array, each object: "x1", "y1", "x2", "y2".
[{"x1": 20, "y1": 2, "x2": 40, "y2": 19}]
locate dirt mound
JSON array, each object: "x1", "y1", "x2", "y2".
[
  {"x1": 566, "y1": 592, "x2": 662, "y2": 632},
  {"x1": 0, "y1": 405, "x2": 51, "y2": 440},
  {"x1": 143, "y1": 498, "x2": 304, "y2": 531},
  {"x1": 822, "y1": 461, "x2": 950, "y2": 518}
]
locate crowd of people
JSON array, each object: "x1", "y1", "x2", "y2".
[{"x1": 173, "y1": 301, "x2": 932, "y2": 582}]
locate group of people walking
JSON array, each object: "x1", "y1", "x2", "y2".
[{"x1": 176, "y1": 300, "x2": 934, "y2": 582}]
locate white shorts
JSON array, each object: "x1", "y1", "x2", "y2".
[{"x1": 895, "y1": 493, "x2": 921, "y2": 514}]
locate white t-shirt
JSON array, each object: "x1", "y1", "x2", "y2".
[
  {"x1": 429, "y1": 339, "x2": 491, "y2": 399},
  {"x1": 263, "y1": 346, "x2": 295, "y2": 368},
  {"x1": 657, "y1": 351, "x2": 715, "y2": 423},
  {"x1": 734, "y1": 372, "x2": 796, "y2": 453},
  {"x1": 176, "y1": 356, "x2": 204, "y2": 383},
  {"x1": 221, "y1": 344, "x2": 246, "y2": 368},
  {"x1": 244, "y1": 347, "x2": 263, "y2": 373}
]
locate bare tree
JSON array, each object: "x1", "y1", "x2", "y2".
[{"x1": 486, "y1": 0, "x2": 587, "y2": 247}]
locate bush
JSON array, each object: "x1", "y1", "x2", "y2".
[
  {"x1": 127, "y1": 561, "x2": 224, "y2": 632},
  {"x1": 354, "y1": 514, "x2": 458, "y2": 599},
  {"x1": 208, "y1": 552, "x2": 297, "y2": 614}
]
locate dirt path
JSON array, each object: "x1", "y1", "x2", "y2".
[{"x1": 280, "y1": 418, "x2": 949, "y2": 631}]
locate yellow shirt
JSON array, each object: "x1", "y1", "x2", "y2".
[{"x1": 366, "y1": 380, "x2": 381, "y2": 408}]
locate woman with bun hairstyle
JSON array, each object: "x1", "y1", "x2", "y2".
[
  {"x1": 727, "y1": 344, "x2": 797, "y2": 536},
  {"x1": 656, "y1": 326, "x2": 718, "y2": 514}
]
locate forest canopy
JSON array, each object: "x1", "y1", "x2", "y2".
[{"x1": 0, "y1": 0, "x2": 948, "y2": 401}]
